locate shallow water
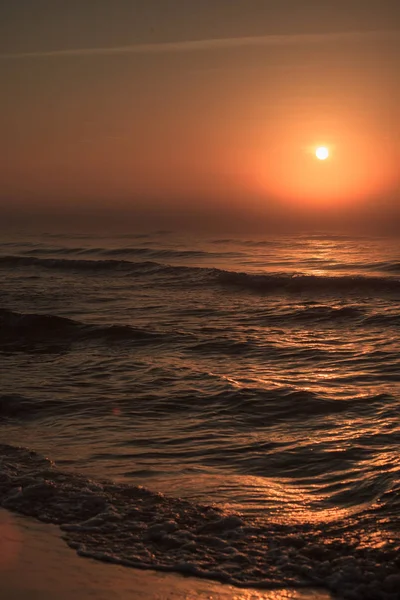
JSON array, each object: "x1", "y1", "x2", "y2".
[
  {"x1": 0, "y1": 509, "x2": 333, "y2": 600},
  {"x1": 1, "y1": 232, "x2": 399, "y2": 598}
]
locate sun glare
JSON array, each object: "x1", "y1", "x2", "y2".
[{"x1": 316, "y1": 146, "x2": 329, "y2": 160}]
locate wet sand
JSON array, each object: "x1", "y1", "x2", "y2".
[{"x1": 0, "y1": 509, "x2": 334, "y2": 600}]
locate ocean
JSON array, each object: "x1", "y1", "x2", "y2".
[{"x1": 1, "y1": 231, "x2": 399, "y2": 599}]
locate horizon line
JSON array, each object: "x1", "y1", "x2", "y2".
[{"x1": 1, "y1": 29, "x2": 399, "y2": 60}]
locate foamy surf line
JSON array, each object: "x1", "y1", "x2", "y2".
[
  {"x1": 0, "y1": 444, "x2": 398, "y2": 599},
  {"x1": 0, "y1": 510, "x2": 333, "y2": 600}
]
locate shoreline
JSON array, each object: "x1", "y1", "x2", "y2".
[{"x1": 0, "y1": 509, "x2": 334, "y2": 600}]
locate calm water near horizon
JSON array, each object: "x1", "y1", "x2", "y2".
[{"x1": 1, "y1": 231, "x2": 399, "y2": 599}]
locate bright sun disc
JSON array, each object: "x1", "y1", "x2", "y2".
[{"x1": 316, "y1": 146, "x2": 329, "y2": 160}]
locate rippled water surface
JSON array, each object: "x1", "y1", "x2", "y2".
[{"x1": 1, "y1": 232, "x2": 399, "y2": 598}]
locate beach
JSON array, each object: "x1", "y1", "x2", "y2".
[{"x1": 0, "y1": 509, "x2": 333, "y2": 600}]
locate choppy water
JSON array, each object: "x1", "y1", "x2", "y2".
[{"x1": 1, "y1": 232, "x2": 399, "y2": 599}]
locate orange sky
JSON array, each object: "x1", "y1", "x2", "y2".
[{"x1": 0, "y1": 1, "x2": 399, "y2": 231}]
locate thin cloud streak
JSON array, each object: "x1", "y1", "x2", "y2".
[{"x1": 1, "y1": 29, "x2": 398, "y2": 60}]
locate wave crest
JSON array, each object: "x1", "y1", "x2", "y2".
[{"x1": 2, "y1": 254, "x2": 399, "y2": 296}]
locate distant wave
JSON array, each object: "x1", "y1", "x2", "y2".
[
  {"x1": 216, "y1": 270, "x2": 400, "y2": 295},
  {"x1": 0, "y1": 254, "x2": 159, "y2": 272},
  {"x1": 99, "y1": 247, "x2": 238, "y2": 259},
  {"x1": 379, "y1": 261, "x2": 400, "y2": 273},
  {"x1": 303, "y1": 260, "x2": 400, "y2": 274},
  {"x1": 0, "y1": 308, "x2": 168, "y2": 351},
  {"x1": 3, "y1": 245, "x2": 238, "y2": 259},
  {"x1": 0, "y1": 254, "x2": 210, "y2": 277},
  {"x1": 0, "y1": 443, "x2": 398, "y2": 599},
  {"x1": 235, "y1": 239, "x2": 279, "y2": 247},
  {"x1": 2, "y1": 254, "x2": 400, "y2": 297}
]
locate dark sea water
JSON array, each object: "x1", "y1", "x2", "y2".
[{"x1": 1, "y1": 232, "x2": 399, "y2": 599}]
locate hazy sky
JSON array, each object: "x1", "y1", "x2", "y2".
[{"x1": 1, "y1": 1, "x2": 399, "y2": 231}]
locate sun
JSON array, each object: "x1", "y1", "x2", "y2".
[{"x1": 316, "y1": 146, "x2": 329, "y2": 160}]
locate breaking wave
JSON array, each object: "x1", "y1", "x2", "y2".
[{"x1": 1, "y1": 254, "x2": 400, "y2": 296}]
